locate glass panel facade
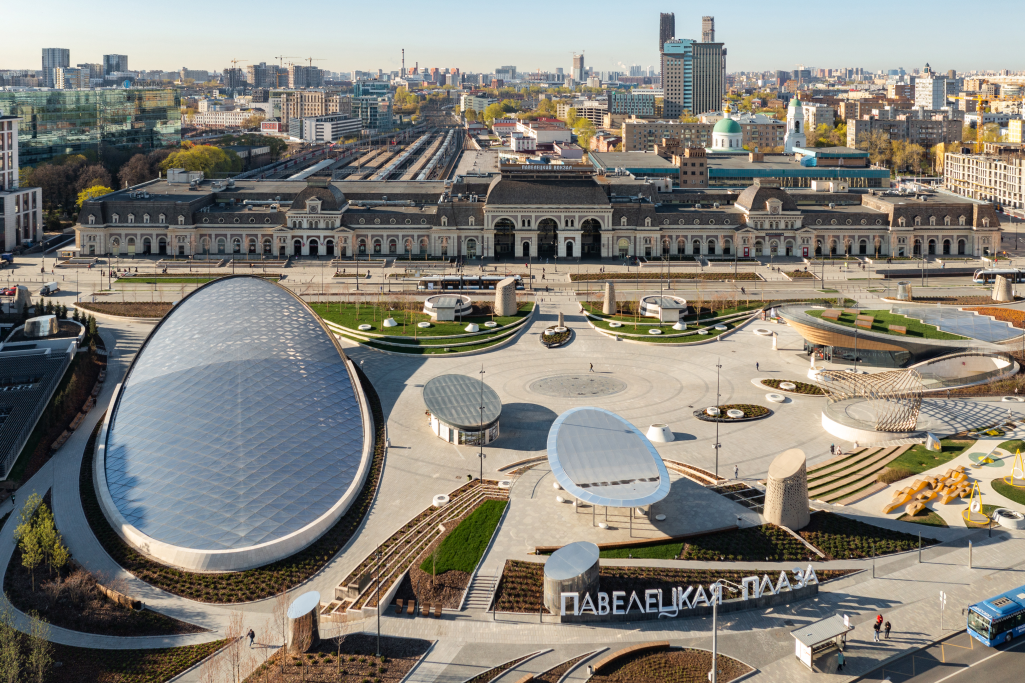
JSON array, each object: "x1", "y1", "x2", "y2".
[
  {"x1": 0, "y1": 89, "x2": 181, "y2": 165},
  {"x1": 104, "y1": 277, "x2": 366, "y2": 552}
]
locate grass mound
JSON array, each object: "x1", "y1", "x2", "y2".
[{"x1": 420, "y1": 499, "x2": 506, "y2": 575}]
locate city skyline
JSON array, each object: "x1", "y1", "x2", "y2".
[{"x1": 4, "y1": 0, "x2": 1024, "y2": 76}]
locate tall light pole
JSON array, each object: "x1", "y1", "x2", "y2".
[
  {"x1": 478, "y1": 364, "x2": 486, "y2": 484},
  {"x1": 714, "y1": 358, "x2": 722, "y2": 478}
]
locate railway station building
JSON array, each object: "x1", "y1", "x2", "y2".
[{"x1": 73, "y1": 162, "x2": 1001, "y2": 261}]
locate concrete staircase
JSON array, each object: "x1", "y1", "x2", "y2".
[{"x1": 462, "y1": 570, "x2": 499, "y2": 612}]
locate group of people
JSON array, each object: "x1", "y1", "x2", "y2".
[{"x1": 835, "y1": 614, "x2": 892, "y2": 673}]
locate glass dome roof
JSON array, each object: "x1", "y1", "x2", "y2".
[{"x1": 103, "y1": 276, "x2": 367, "y2": 553}]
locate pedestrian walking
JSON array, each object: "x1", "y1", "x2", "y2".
[
  {"x1": 873, "y1": 620, "x2": 881, "y2": 642},
  {"x1": 831, "y1": 444, "x2": 836, "y2": 455},
  {"x1": 589, "y1": 363, "x2": 594, "y2": 373},
  {"x1": 884, "y1": 621, "x2": 891, "y2": 639},
  {"x1": 247, "y1": 629, "x2": 255, "y2": 647},
  {"x1": 836, "y1": 651, "x2": 845, "y2": 672},
  {"x1": 755, "y1": 361, "x2": 759, "y2": 372},
  {"x1": 734, "y1": 464, "x2": 739, "y2": 480}
]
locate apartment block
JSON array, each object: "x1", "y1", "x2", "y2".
[
  {"x1": 847, "y1": 115, "x2": 962, "y2": 149},
  {"x1": 945, "y1": 149, "x2": 1025, "y2": 209}
]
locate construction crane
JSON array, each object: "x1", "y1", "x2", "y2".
[
  {"x1": 303, "y1": 57, "x2": 326, "y2": 67},
  {"x1": 229, "y1": 58, "x2": 248, "y2": 70},
  {"x1": 274, "y1": 55, "x2": 297, "y2": 68}
]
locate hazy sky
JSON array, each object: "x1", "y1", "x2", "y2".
[{"x1": 4, "y1": 0, "x2": 1022, "y2": 75}]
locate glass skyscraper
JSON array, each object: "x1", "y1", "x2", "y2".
[{"x1": 0, "y1": 88, "x2": 181, "y2": 165}]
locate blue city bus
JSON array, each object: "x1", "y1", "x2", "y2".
[{"x1": 966, "y1": 585, "x2": 1025, "y2": 646}]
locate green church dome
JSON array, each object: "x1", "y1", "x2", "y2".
[{"x1": 713, "y1": 117, "x2": 742, "y2": 134}]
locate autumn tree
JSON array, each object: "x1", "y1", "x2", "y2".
[
  {"x1": 159, "y1": 144, "x2": 242, "y2": 178},
  {"x1": 76, "y1": 185, "x2": 113, "y2": 207}
]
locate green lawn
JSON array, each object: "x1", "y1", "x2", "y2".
[
  {"x1": 591, "y1": 319, "x2": 741, "y2": 343},
  {"x1": 886, "y1": 439, "x2": 974, "y2": 476},
  {"x1": 311, "y1": 302, "x2": 532, "y2": 337},
  {"x1": 897, "y1": 508, "x2": 949, "y2": 527},
  {"x1": 998, "y1": 439, "x2": 1025, "y2": 454},
  {"x1": 806, "y1": 309, "x2": 966, "y2": 340},
  {"x1": 421, "y1": 500, "x2": 507, "y2": 575},
  {"x1": 991, "y1": 479, "x2": 1025, "y2": 506},
  {"x1": 581, "y1": 301, "x2": 763, "y2": 324},
  {"x1": 600, "y1": 541, "x2": 683, "y2": 560}
]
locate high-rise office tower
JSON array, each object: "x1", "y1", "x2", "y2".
[
  {"x1": 692, "y1": 40, "x2": 725, "y2": 116},
  {"x1": 661, "y1": 39, "x2": 694, "y2": 118},
  {"x1": 103, "y1": 54, "x2": 129, "y2": 75},
  {"x1": 572, "y1": 54, "x2": 585, "y2": 82},
  {"x1": 702, "y1": 16, "x2": 715, "y2": 43},
  {"x1": 659, "y1": 12, "x2": 675, "y2": 52},
  {"x1": 42, "y1": 48, "x2": 70, "y2": 87}
]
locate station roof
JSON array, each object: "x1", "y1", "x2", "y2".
[
  {"x1": 547, "y1": 407, "x2": 670, "y2": 508},
  {"x1": 423, "y1": 374, "x2": 502, "y2": 431},
  {"x1": 792, "y1": 615, "x2": 853, "y2": 647}
]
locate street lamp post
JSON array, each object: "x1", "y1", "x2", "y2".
[
  {"x1": 478, "y1": 364, "x2": 486, "y2": 484},
  {"x1": 714, "y1": 358, "x2": 722, "y2": 478}
]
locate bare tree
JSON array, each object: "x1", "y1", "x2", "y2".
[
  {"x1": 199, "y1": 652, "x2": 223, "y2": 683},
  {"x1": 224, "y1": 610, "x2": 245, "y2": 683},
  {"x1": 272, "y1": 588, "x2": 290, "y2": 675}
]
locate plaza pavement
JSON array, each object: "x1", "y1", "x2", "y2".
[{"x1": 4, "y1": 252, "x2": 1025, "y2": 681}]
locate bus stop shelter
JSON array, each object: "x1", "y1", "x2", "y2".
[{"x1": 791, "y1": 615, "x2": 854, "y2": 672}]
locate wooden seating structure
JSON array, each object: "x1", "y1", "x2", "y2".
[
  {"x1": 888, "y1": 325, "x2": 907, "y2": 334},
  {"x1": 434, "y1": 604, "x2": 443, "y2": 618},
  {"x1": 882, "y1": 464, "x2": 974, "y2": 514},
  {"x1": 855, "y1": 319, "x2": 873, "y2": 329},
  {"x1": 822, "y1": 310, "x2": 841, "y2": 320},
  {"x1": 395, "y1": 599, "x2": 404, "y2": 614},
  {"x1": 406, "y1": 602, "x2": 415, "y2": 615}
]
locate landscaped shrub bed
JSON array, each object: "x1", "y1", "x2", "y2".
[
  {"x1": 463, "y1": 653, "x2": 535, "y2": 683},
  {"x1": 786, "y1": 271, "x2": 817, "y2": 279},
  {"x1": 571, "y1": 272, "x2": 762, "y2": 282},
  {"x1": 541, "y1": 326, "x2": 571, "y2": 346},
  {"x1": 537, "y1": 653, "x2": 593, "y2": 683},
  {"x1": 908, "y1": 297, "x2": 1020, "y2": 306},
  {"x1": 798, "y1": 512, "x2": 938, "y2": 559},
  {"x1": 52, "y1": 639, "x2": 227, "y2": 683},
  {"x1": 760, "y1": 379, "x2": 826, "y2": 395},
  {"x1": 492, "y1": 561, "x2": 854, "y2": 612},
  {"x1": 963, "y1": 306, "x2": 1025, "y2": 328},
  {"x1": 244, "y1": 633, "x2": 431, "y2": 683},
  {"x1": 4, "y1": 529, "x2": 203, "y2": 636},
  {"x1": 78, "y1": 367, "x2": 386, "y2": 603},
  {"x1": 76, "y1": 301, "x2": 173, "y2": 318},
  {"x1": 591, "y1": 648, "x2": 752, "y2": 683},
  {"x1": 695, "y1": 404, "x2": 771, "y2": 422},
  {"x1": 680, "y1": 524, "x2": 812, "y2": 562}
]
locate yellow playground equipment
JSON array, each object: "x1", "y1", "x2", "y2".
[
  {"x1": 882, "y1": 466, "x2": 970, "y2": 515},
  {"x1": 1004, "y1": 450, "x2": 1025, "y2": 488},
  {"x1": 962, "y1": 481, "x2": 990, "y2": 526}
]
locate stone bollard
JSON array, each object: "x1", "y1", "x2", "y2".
[{"x1": 558, "y1": 311, "x2": 564, "y2": 328}]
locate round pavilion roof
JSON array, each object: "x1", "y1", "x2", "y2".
[
  {"x1": 423, "y1": 374, "x2": 502, "y2": 430},
  {"x1": 713, "y1": 118, "x2": 742, "y2": 134}
]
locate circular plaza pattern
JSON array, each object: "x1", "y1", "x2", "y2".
[{"x1": 528, "y1": 374, "x2": 628, "y2": 398}]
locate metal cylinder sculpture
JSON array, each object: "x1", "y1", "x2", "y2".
[
  {"x1": 993, "y1": 275, "x2": 1013, "y2": 303},
  {"x1": 286, "y1": 591, "x2": 321, "y2": 653},
  {"x1": 494, "y1": 277, "x2": 518, "y2": 316},
  {"x1": 896, "y1": 281, "x2": 910, "y2": 301},
  {"x1": 602, "y1": 282, "x2": 616, "y2": 315},
  {"x1": 764, "y1": 449, "x2": 810, "y2": 530},
  {"x1": 543, "y1": 541, "x2": 599, "y2": 614}
]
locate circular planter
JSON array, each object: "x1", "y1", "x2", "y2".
[
  {"x1": 714, "y1": 324, "x2": 727, "y2": 331},
  {"x1": 553, "y1": 482, "x2": 562, "y2": 490},
  {"x1": 695, "y1": 404, "x2": 773, "y2": 423},
  {"x1": 698, "y1": 329, "x2": 709, "y2": 335},
  {"x1": 417, "y1": 322, "x2": 431, "y2": 329},
  {"x1": 726, "y1": 409, "x2": 745, "y2": 418},
  {"x1": 382, "y1": 318, "x2": 398, "y2": 328},
  {"x1": 754, "y1": 328, "x2": 772, "y2": 336},
  {"x1": 608, "y1": 321, "x2": 622, "y2": 328},
  {"x1": 497, "y1": 480, "x2": 512, "y2": 489},
  {"x1": 541, "y1": 327, "x2": 572, "y2": 347},
  {"x1": 556, "y1": 495, "x2": 566, "y2": 503},
  {"x1": 766, "y1": 393, "x2": 786, "y2": 403},
  {"x1": 465, "y1": 323, "x2": 480, "y2": 333},
  {"x1": 1003, "y1": 396, "x2": 1025, "y2": 403},
  {"x1": 485, "y1": 321, "x2": 499, "y2": 328},
  {"x1": 655, "y1": 514, "x2": 666, "y2": 521},
  {"x1": 994, "y1": 508, "x2": 1025, "y2": 529},
  {"x1": 598, "y1": 522, "x2": 609, "y2": 529},
  {"x1": 780, "y1": 382, "x2": 797, "y2": 391},
  {"x1": 648, "y1": 328, "x2": 662, "y2": 335},
  {"x1": 432, "y1": 494, "x2": 450, "y2": 508},
  {"x1": 358, "y1": 324, "x2": 373, "y2": 331},
  {"x1": 646, "y1": 424, "x2": 674, "y2": 443},
  {"x1": 672, "y1": 322, "x2": 686, "y2": 331}
]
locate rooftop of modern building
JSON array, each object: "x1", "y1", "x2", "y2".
[
  {"x1": 588, "y1": 151, "x2": 679, "y2": 170},
  {"x1": 794, "y1": 146, "x2": 869, "y2": 158}
]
